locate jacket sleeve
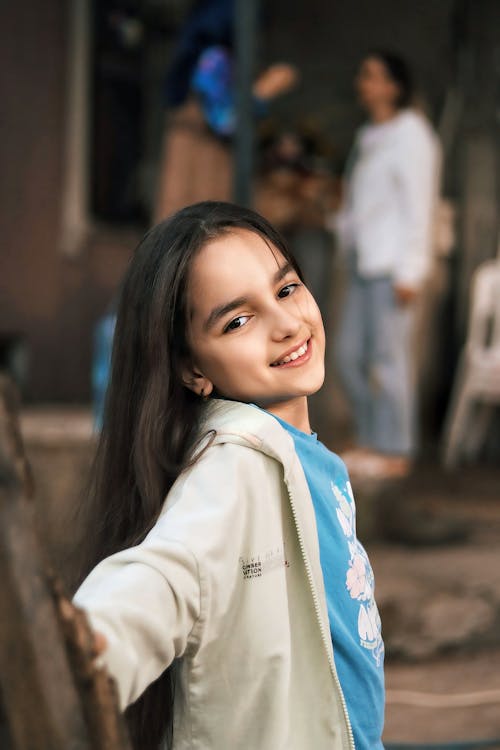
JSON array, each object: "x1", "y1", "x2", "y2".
[
  {"x1": 73, "y1": 442, "x2": 265, "y2": 710},
  {"x1": 392, "y1": 116, "x2": 441, "y2": 289},
  {"x1": 73, "y1": 532, "x2": 201, "y2": 710}
]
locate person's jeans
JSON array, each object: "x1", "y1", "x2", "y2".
[{"x1": 335, "y1": 268, "x2": 417, "y2": 456}]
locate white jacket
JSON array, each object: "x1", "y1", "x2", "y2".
[
  {"x1": 74, "y1": 400, "x2": 356, "y2": 749},
  {"x1": 335, "y1": 109, "x2": 441, "y2": 288}
]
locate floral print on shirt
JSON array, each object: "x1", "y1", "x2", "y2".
[{"x1": 331, "y1": 480, "x2": 385, "y2": 667}]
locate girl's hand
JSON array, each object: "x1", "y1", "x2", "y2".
[
  {"x1": 253, "y1": 64, "x2": 299, "y2": 100},
  {"x1": 393, "y1": 284, "x2": 419, "y2": 306}
]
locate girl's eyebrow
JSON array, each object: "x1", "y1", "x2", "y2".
[
  {"x1": 203, "y1": 261, "x2": 294, "y2": 331},
  {"x1": 204, "y1": 296, "x2": 248, "y2": 331},
  {"x1": 274, "y1": 261, "x2": 294, "y2": 283}
]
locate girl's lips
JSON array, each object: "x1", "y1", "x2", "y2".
[{"x1": 271, "y1": 338, "x2": 312, "y2": 368}]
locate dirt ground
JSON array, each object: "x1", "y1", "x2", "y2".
[
  {"x1": 364, "y1": 464, "x2": 500, "y2": 748},
  {"x1": 384, "y1": 649, "x2": 500, "y2": 746}
]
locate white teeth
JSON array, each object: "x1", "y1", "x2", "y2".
[{"x1": 273, "y1": 340, "x2": 308, "y2": 366}]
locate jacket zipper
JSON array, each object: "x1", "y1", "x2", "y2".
[{"x1": 286, "y1": 485, "x2": 355, "y2": 750}]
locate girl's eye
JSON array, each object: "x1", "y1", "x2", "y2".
[
  {"x1": 278, "y1": 282, "x2": 301, "y2": 299},
  {"x1": 224, "y1": 315, "x2": 250, "y2": 333}
]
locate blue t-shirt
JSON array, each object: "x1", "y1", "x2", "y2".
[{"x1": 272, "y1": 414, "x2": 385, "y2": 749}]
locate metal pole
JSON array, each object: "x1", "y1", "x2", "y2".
[{"x1": 233, "y1": 0, "x2": 258, "y2": 207}]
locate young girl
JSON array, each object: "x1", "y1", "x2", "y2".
[{"x1": 74, "y1": 201, "x2": 385, "y2": 750}]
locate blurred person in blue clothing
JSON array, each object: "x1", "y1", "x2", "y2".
[
  {"x1": 153, "y1": 0, "x2": 297, "y2": 222},
  {"x1": 92, "y1": 307, "x2": 117, "y2": 431},
  {"x1": 333, "y1": 52, "x2": 441, "y2": 477}
]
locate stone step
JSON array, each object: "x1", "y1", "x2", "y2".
[{"x1": 353, "y1": 465, "x2": 500, "y2": 659}]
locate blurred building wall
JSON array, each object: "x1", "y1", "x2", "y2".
[
  {"x1": 1, "y1": 1, "x2": 69, "y2": 400},
  {"x1": 1, "y1": 0, "x2": 498, "y2": 403},
  {"x1": 0, "y1": 1, "x2": 136, "y2": 402}
]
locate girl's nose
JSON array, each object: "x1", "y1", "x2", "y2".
[{"x1": 269, "y1": 303, "x2": 301, "y2": 340}]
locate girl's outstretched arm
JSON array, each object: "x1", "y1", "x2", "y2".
[
  {"x1": 73, "y1": 441, "x2": 275, "y2": 711},
  {"x1": 74, "y1": 533, "x2": 201, "y2": 710}
]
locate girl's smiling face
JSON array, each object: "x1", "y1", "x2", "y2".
[{"x1": 184, "y1": 228, "x2": 325, "y2": 430}]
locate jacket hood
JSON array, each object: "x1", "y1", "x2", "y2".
[{"x1": 200, "y1": 399, "x2": 298, "y2": 477}]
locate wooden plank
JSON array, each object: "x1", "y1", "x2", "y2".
[
  {"x1": 0, "y1": 375, "x2": 33, "y2": 497},
  {"x1": 55, "y1": 581, "x2": 133, "y2": 750},
  {"x1": 0, "y1": 375, "x2": 132, "y2": 750},
  {"x1": 0, "y1": 476, "x2": 92, "y2": 750}
]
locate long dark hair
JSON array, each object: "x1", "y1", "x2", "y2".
[
  {"x1": 369, "y1": 50, "x2": 414, "y2": 109},
  {"x1": 76, "y1": 201, "x2": 301, "y2": 749}
]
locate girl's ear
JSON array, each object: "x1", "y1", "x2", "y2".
[{"x1": 181, "y1": 363, "x2": 214, "y2": 398}]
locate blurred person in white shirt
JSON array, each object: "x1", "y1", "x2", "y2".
[{"x1": 333, "y1": 51, "x2": 441, "y2": 477}]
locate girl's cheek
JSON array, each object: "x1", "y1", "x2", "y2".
[{"x1": 304, "y1": 300, "x2": 323, "y2": 329}]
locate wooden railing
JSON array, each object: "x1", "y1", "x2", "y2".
[{"x1": 0, "y1": 374, "x2": 132, "y2": 750}]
